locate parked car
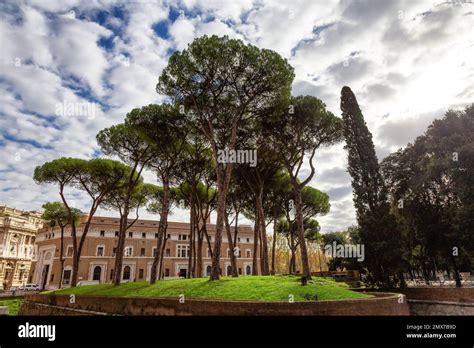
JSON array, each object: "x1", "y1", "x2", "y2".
[{"x1": 20, "y1": 284, "x2": 40, "y2": 291}]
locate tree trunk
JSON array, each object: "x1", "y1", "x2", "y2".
[
  {"x1": 450, "y1": 255, "x2": 462, "y2": 288},
  {"x1": 187, "y1": 192, "x2": 195, "y2": 278},
  {"x1": 252, "y1": 213, "x2": 259, "y2": 275},
  {"x1": 293, "y1": 186, "x2": 312, "y2": 279},
  {"x1": 158, "y1": 233, "x2": 167, "y2": 280},
  {"x1": 192, "y1": 216, "x2": 197, "y2": 278},
  {"x1": 318, "y1": 244, "x2": 324, "y2": 273},
  {"x1": 72, "y1": 201, "x2": 101, "y2": 287},
  {"x1": 113, "y1": 212, "x2": 128, "y2": 285},
  {"x1": 271, "y1": 210, "x2": 277, "y2": 275},
  {"x1": 209, "y1": 125, "x2": 237, "y2": 281},
  {"x1": 58, "y1": 225, "x2": 65, "y2": 289},
  {"x1": 258, "y1": 215, "x2": 264, "y2": 274},
  {"x1": 203, "y1": 224, "x2": 213, "y2": 259},
  {"x1": 225, "y1": 211, "x2": 238, "y2": 277},
  {"x1": 210, "y1": 183, "x2": 225, "y2": 280},
  {"x1": 256, "y1": 188, "x2": 269, "y2": 275},
  {"x1": 421, "y1": 262, "x2": 430, "y2": 285},
  {"x1": 290, "y1": 247, "x2": 296, "y2": 274},
  {"x1": 59, "y1": 186, "x2": 79, "y2": 287},
  {"x1": 150, "y1": 176, "x2": 170, "y2": 284},
  {"x1": 196, "y1": 227, "x2": 204, "y2": 278}
]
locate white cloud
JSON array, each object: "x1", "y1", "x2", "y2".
[{"x1": 0, "y1": 0, "x2": 472, "y2": 233}]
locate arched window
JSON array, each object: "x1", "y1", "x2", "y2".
[
  {"x1": 246, "y1": 265, "x2": 251, "y2": 275},
  {"x1": 227, "y1": 265, "x2": 232, "y2": 276},
  {"x1": 123, "y1": 266, "x2": 131, "y2": 280},
  {"x1": 206, "y1": 265, "x2": 211, "y2": 276},
  {"x1": 92, "y1": 266, "x2": 102, "y2": 282}
]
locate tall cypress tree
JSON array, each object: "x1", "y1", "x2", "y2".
[{"x1": 340, "y1": 86, "x2": 404, "y2": 288}]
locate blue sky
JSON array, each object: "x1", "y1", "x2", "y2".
[{"x1": 0, "y1": 0, "x2": 473, "y2": 232}]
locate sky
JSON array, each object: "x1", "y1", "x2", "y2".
[{"x1": 0, "y1": 0, "x2": 473, "y2": 233}]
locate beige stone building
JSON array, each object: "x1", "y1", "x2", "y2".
[
  {"x1": 0, "y1": 206, "x2": 43, "y2": 290},
  {"x1": 31, "y1": 215, "x2": 257, "y2": 289}
]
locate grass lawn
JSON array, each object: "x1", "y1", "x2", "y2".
[
  {"x1": 0, "y1": 298, "x2": 23, "y2": 316},
  {"x1": 51, "y1": 275, "x2": 371, "y2": 301}
]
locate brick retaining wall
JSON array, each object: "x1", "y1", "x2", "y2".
[
  {"x1": 402, "y1": 287, "x2": 474, "y2": 302},
  {"x1": 19, "y1": 292, "x2": 409, "y2": 316},
  {"x1": 401, "y1": 287, "x2": 474, "y2": 315}
]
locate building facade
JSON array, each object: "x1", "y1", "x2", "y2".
[
  {"x1": 31, "y1": 215, "x2": 257, "y2": 289},
  {"x1": 0, "y1": 206, "x2": 43, "y2": 290}
]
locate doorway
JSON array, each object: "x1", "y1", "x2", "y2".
[
  {"x1": 178, "y1": 268, "x2": 187, "y2": 278},
  {"x1": 41, "y1": 265, "x2": 50, "y2": 290},
  {"x1": 92, "y1": 266, "x2": 102, "y2": 282},
  {"x1": 123, "y1": 266, "x2": 131, "y2": 280}
]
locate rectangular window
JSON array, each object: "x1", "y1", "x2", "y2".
[
  {"x1": 207, "y1": 249, "x2": 211, "y2": 258},
  {"x1": 115, "y1": 231, "x2": 119, "y2": 237},
  {"x1": 246, "y1": 238, "x2": 250, "y2": 243},
  {"x1": 153, "y1": 248, "x2": 157, "y2": 257},
  {"x1": 128, "y1": 232, "x2": 133, "y2": 238},
  {"x1": 142, "y1": 232, "x2": 146, "y2": 239},
  {"x1": 139, "y1": 269, "x2": 144, "y2": 279},
  {"x1": 125, "y1": 247, "x2": 133, "y2": 257},
  {"x1": 63, "y1": 270, "x2": 71, "y2": 284},
  {"x1": 238, "y1": 237, "x2": 241, "y2": 242},
  {"x1": 165, "y1": 248, "x2": 170, "y2": 257},
  {"x1": 177, "y1": 245, "x2": 189, "y2": 258},
  {"x1": 97, "y1": 246, "x2": 104, "y2": 257},
  {"x1": 155, "y1": 233, "x2": 158, "y2": 239},
  {"x1": 100, "y1": 230, "x2": 105, "y2": 237},
  {"x1": 246, "y1": 250, "x2": 251, "y2": 258},
  {"x1": 112, "y1": 248, "x2": 117, "y2": 257},
  {"x1": 167, "y1": 234, "x2": 171, "y2": 239},
  {"x1": 66, "y1": 246, "x2": 73, "y2": 257},
  {"x1": 140, "y1": 248, "x2": 145, "y2": 257}
]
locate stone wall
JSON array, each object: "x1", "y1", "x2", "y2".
[
  {"x1": 402, "y1": 287, "x2": 474, "y2": 315},
  {"x1": 19, "y1": 292, "x2": 409, "y2": 316},
  {"x1": 402, "y1": 287, "x2": 474, "y2": 302}
]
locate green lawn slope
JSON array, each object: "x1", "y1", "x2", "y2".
[
  {"x1": 0, "y1": 298, "x2": 23, "y2": 315},
  {"x1": 51, "y1": 275, "x2": 370, "y2": 301}
]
